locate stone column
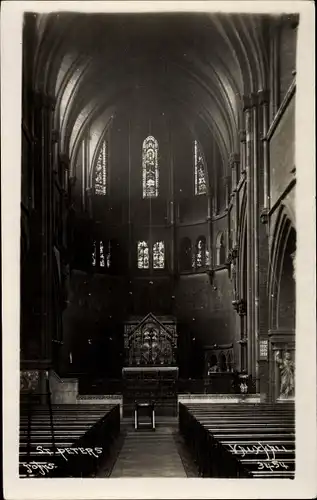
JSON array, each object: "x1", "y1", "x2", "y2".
[
  {"x1": 258, "y1": 89, "x2": 271, "y2": 398},
  {"x1": 229, "y1": 153, "x2": 240, "y2": 248},
  {"x1": 169, "y1": 128, "x2": 176, "y2": 275},
  {"x1": 128, "y1": 119, "x2": 132, "y2": 272},
  {"x1": 42, "y1": 92, "x2": 56, "y2": 366},
  {"x1": 251, "y1": 92, "x2": 260, "y2": 392},
  {"x1": 243, "y1": 96, "x2": 255, "y2": 378},
  {"x1": 82, "y1": 133, "x2": 90, "y2": 211},
  {"x1": 207, "y1": 194, "x2": 213, "y2": 269}
]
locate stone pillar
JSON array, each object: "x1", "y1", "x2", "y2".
[
  {"x1": 258, "y1": 89, "x2": 271, "y2": 398},
  {"x1": 243, "y1": 95, "x2": 254, "y2": 378},
  {"x1": 86, "y1": 187, "x2": 93, "y2": 219},
  {"x1": 224, "y1": 174, "x2": 231, "y2": 210},
  {"x1": 229, "y1": 153, "x2": 240, "y2": 248},
  {"x1": 82, "y1": 133, "x2": 90, "y2": 211},
  {"x1": 251, "y1": 92, "x2": 260, "y2": 392},
  {"x1": 260, "y1": 90, "x2": 270, "y2": 217},
  {"x1": 41, "y1": 92, "x2": 56, "y2": 366},
  {"x1": 128, "y1": 119, "x2": 132, "y2": 272},
  {"x1": 207, "y1": 194, "x2": 213, "y2": 269},
  {"x1": 169, "y1": 129, "x2": 176, "y2": 275}
]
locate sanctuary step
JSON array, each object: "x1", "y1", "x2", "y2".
[
  {"x1": 179, "y1": 402, "x2": 295, "y2": 478},
  {"x1": 19, "y1": 403, "x2": 120, "y2": 478}
]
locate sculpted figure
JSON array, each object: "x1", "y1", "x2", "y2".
[{"x1": 275, "y1": 351, "x2": 295, "y2": 397}]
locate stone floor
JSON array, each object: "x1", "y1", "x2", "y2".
[{"x1": 97, "y1": 417, "x2": 197, "y2": 478}]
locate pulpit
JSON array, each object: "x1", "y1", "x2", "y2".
[{"x1": 122, "y1": 313, "x2": 178, "y2": 417}]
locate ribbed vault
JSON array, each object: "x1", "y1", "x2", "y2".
[{"x1": 32, "y1": 11, "x2": 268, "y2": 189}]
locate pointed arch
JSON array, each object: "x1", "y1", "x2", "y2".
[
  {"x1": 268, "y1": 206, "x2": 296, "y2": 331},
  {"x1": 216, "y1": 231, "x2": 226, "y2": 265},
  {"x1": 93, "y1": 137, "x2": 108, "y2": 196},
  {"x1": 194, "y1": 140, "x2": 208, "y2": 195}
]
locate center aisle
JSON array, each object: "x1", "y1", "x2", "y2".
[{"x1": 110, "y1": 421, "x2": 187, "y2": 477}]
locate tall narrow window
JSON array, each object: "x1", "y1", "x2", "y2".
[
  {"x1": 194, "y1": 236, "x2": 207, "y2": 269},
  {"x1": 142, "y1": 136, "x2": 159, "y2": 198},
  {"x1": 94, "y1": 139, "x2": 107, "y2": 195},
  {"x1": 106, "y1": 241, "x2": 111, "y2": 269},
  {"x1": 100, "y1": 241, "x2": 105, "y2": 267},
  {"x1": 137, "y1": 241, "x2": 149, "y2": 269},
  {"x1": 92, "y1": 241, "x2": 96, "y2": 267},
  {"x1": 153, "y1": 241, "x2": 165, "y2": 269},
  {"x1": 194, "y1": 140, "x2": 207, "y2": 195},
  {"x1": 216, "y1": 232, "x2": 226, "y2": 265}
]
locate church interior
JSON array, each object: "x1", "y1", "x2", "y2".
[{"x1": 20, "y1": 10, "x2": 297, "y2": 479}]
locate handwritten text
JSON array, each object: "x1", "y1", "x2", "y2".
[
  {"x1": 36, "y1": 445, "x2": 103, "y2": 462},
  {"x1": 20, "y1": 461, "x2": 57, "y2": 476},
  {"x1": 227, "y1": 442, "x2": 289, "y2": 461}
]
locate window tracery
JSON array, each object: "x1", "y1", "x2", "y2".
[
  {"x1": 142, "y1": 136, "x2": 159, "y2": 198},
  {"x1": 137, "y1": 241, "x2": 150, "y2": 269},
  {"x1": 194, "y1": 140, "x2": 207, "y2": 195},
  {"x1": 94, "y1": 139, "x2": 107, "y2": 195},
  {"x1": 100, "y1": 241, "x2": 105, "y2": 267},
  {"x1": 153, "y1": 241, "x2": 165, "y2": 269},
  {"x1": 193, "y1": 236, "x2": 208, "y2": 269}
]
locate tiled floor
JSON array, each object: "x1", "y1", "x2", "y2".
[{"x1": 109, "y1": 419, "x2": 187, "y2": 477}]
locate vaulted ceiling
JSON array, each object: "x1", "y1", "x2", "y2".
[{"x1": 30, "y1": 11, "x2": 270, "y2": 179}]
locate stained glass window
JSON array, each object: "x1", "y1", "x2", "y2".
[
  {"x1": 194, "y1": 236, "x2": 208, "y2": 268},
  {"x1": 142, "y1": 136, "x2": 159, "y2": 198},
  {"x1": 194, "y1": 140, "x2": 207, "y2": 195},
  {"x1": 94, "y1": 139, "x2": 107, "y2": 195},
  {"x1": 106, "y1": 241, "x2": 111, "y2": 269},
  {"x1": 100, "y1": 241, "x2": 105, "y2": 267},
  {"x1": 137, "y1": 241, "x2": 149, "y2": 269},
  {"x1": 153, "y1": 241, "x2": 165, "y2": 269},
  {"x1": 92, "y1": 241, "x2": 96, "y2": 267}
]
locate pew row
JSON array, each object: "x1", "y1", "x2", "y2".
[
  {"x1": 19, "y1": 404, "x2": 120, "y2": 477},
  {"x1": 179, "y1": 402, "x2": 295, "y2": 478}
]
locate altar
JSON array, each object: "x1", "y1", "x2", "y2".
[{"x1": 122, "y1": 313, "x2": 178, "y2": 416}]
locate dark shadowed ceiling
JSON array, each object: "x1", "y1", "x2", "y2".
[{"x1": 30, "y1": 12, "x2": 270, "y2": 180}]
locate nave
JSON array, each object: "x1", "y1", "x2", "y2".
[
  {"x1": 20, "y1": 399, "x2": 294, "y2": 479},
  {"x1": 18, "y1": 8, "x2": 300, "y2": 481}
]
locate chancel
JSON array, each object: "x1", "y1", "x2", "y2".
[{"x1": 20, "y1": 9, "x2": 297, "y2": 479}]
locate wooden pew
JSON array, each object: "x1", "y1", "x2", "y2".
[
  {"x1": 19, "y1": 404, "x2": 120, "y2": 478},
  {"x1": 179, "y1": 402, "x2": 295, "y2": 478}
]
